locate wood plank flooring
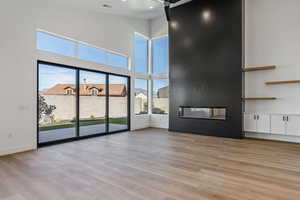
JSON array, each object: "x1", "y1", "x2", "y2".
[{"x1": 1, "y1": 128, "x2": 300, "y2": 200}]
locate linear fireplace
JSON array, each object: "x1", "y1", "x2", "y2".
[{"x1": 178, "y1": 107, "x2": 226, "y2": 120}]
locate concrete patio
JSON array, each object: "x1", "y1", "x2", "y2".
[{"x1": 39, "y1": 123, "x2": 128, "y2": 143}]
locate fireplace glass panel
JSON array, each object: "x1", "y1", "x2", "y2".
[{"x1": 178, "y1": 107, "x2": 226, "y2": 120}]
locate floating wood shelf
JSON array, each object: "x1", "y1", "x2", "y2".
[
  {"x1": 243, "y1": 97, "x2": 277, "y2": 101},
  {"x1": 266, "y1": 80, "x2": 300, "y2": 85},
  {"x1": 243, "y1": 65, "x2": 276, "y2": 72}
]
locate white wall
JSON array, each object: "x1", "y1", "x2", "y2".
[
  {"x1": 245, "y1": 0, "x2": 300, "y2": 142},
  {"x1": 150, "y1": 16, "x2": 168, "y2": 38},
  {"x1": 150, "y1": 114, "x2": 169, "y2": 129},
  {"x1": 0, "y1": 0, "x2": 150, "y2": 155},
  {"x1": 245, "y1": 0, "x2": 300, "y2": 114}
]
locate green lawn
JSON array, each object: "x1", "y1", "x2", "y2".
[{"x1": 39, "y1": 118, "x2": 127, "y2": 131}]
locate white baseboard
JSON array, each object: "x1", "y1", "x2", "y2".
[
  {"x1": 245, "y1": 132, "x2": 300, "y2": 143},
  {"x1": 0, "y1": 145, "x2": 37, "y2": 156}
]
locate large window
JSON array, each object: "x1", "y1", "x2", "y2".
[
  {"x1": 135, "y1": 79, "x2": 148, "y2": 115},
  {"x1": 78, "y1": 44, "x2": 106, "y2": 64},
  {"x1": 152, "y1": 36, "x2": 169, "y2": 74},
  {"x1": 107, "y1": 52, "x2": 128, "y2": 69},
  {"x1": 37, "y1": 31, "x2": 129, "y2": 70},
  {"x1": 37, "y1": 32, "x2": 77, "y2": 57},
  {"x1": 152, "y1": 79, "x2": 169, "y2": 114},
  {"x1": 133, "y1": 34, "x2": 169, "y2": 115},
  {"x1": 38, "y1": 61, "x2": 130, "y2": 146},
  {"x1": 134, "y1": 34, "x2": 148, "y2": 73}
]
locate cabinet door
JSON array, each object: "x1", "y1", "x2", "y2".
[
  {"x1": 256, "y1": 114, "x2": 270, "y2": 133},
  {"x1": 286, "y1": 115, "x2": 300, "y2": 136},
  {"x1": 270, "y1": 115, "x2": 286, "y2": 135},
  {"x1": 244, "y1": 113, "x2": 257, "y2": 132}
]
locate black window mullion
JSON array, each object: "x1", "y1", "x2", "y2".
[
  {"x1": 106, "y1": 74, "x2": 109, "y2": 133},
  {"x1": 127, "y1": 76, "x2": 131, "y2": 131},
  {"x1": 76, "y1": 69, "x2": 80, "y2": 138}
]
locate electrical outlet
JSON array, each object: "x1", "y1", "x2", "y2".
[{"x1": 8, "y1": 133, "x2": 13, "y2": 138}]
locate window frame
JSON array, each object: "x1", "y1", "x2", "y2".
[
  {"x1": 91, "y1": 88, "x2": 99, "y2": 96},
  {"x1": 36, "y1": 29, "x2": 130, "y2": 70},
  {"x1": 133, "y1": 33, "x2": 169, "y2": 116},
  {"x1": 37, "y1": 60, "x2": 131, "y2": 147},
  {"x1": 65, "y1": 88, "x2": 74, "y2": 95}
]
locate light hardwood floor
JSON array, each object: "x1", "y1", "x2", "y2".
[{"x1": 1, "y1": 128, "x2": 300, "y2": 200}]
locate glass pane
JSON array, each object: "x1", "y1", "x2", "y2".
[
  {"x1": 79, "y1": 70, "x2": 107, "y2": 136},
  {"x1": 108, "y1": 75, "x2": 129, "y2": 132},
  {"x1": 38, "y1": 64, "x2": 77, "y2": 143},
  {"x1": 37, "y1": 32, "x2": 76, "y2": 57},
  {"x1": 135, "y1": 79, "x2": 148, "y2": 115},
  {"x1": 152, "y1": 37, "x2": 169, "y2": 74},
  {"x1": 78, "y1": 44, "x2": 106, "y2": 64},
  {"x1": 178, "y1": 107, "x2": 226, "y2": 120},
  {"x1": 152, "y1": 79, "x2": 169, "y2": 114},
  {"x1": 107, "y1": 53, "x2": 128, "y2": 69},
  {"x1": 134, "y1": 35, "x2": 148, "y2": 73}
]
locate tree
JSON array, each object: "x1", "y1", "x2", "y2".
[{"x1": 39, "y1": 94, "x2": 56, "y2": 120}]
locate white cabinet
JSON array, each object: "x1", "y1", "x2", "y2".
[
  {"x1": 270, "y1": 115, "x2": 286, "y2": 135},
  {"x1": 286, "y1": 115, "x2": 300, "y2": 136},
  {"x1": 257, "y1": 114, "x2": 271, "y2": 133},
  {"x1": 270, "y1": 114, "x2": 300, "y2": 136},
  {"x1": 245, "y1": 113, "x2": 300, "y2": 136},
  {"x1": 244, "y1": 113, "x2": 256, "y2": 132},
  {"x1": 244, "y1": 113, "x2": 270, "y2": 133}
]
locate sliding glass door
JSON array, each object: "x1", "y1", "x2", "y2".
[
  {"x1": 108, "y1": 75, "x2": 129, "y2": 132},
  {"x1": 38, "y1": 64, "x2": 77, "y2": 143},
  {"x1": 79, "y1": 70, "x2": 107, "y2": 136},
  {"x1": 38, "y1": 61, "x2": 130, "y2": 146}
]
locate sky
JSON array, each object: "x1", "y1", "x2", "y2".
[{"x1": 152, "y1": 37, "x2": 169, "y2": 74}]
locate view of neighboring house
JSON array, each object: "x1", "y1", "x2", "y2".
[
  {"x1": 157, "y1": 86, "x2": 169, "y2": 98},
  {"x1": 43, "y1": 84, "x2": 127, "y2": 97},
  {"x1": 39, "y1": 84, "x2": 128, "y2": 125}
]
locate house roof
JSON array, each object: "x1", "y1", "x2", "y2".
[{"x1": 42, "y1": 84, "x2": 127, "y2": 97}]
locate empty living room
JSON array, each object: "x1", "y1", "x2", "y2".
[{"x1": 1, "y1": 0, "x2": 300, "y2": 199}]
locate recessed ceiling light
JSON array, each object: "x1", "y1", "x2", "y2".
[
  {"x1": 121, "y1": 0, "x2": 127, "y2": 2},
  {"x1": 149, "y1": 6, "x2": 154, "y2": 9}
]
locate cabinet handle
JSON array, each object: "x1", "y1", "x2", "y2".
[
  {"x1": 257, "y1": 115, "x2": 259, "y2": 120},
  {"x1": 283, "y1": 116, "x2": 286, "y2": 121},
  {"x1": 254, "y1": 115, "x2": 256, "y2": 120},
  {"x1": 287, "y1": 116, "x2": 289, "y2": 122}
]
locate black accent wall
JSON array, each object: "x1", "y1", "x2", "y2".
[{"x1": 169, "y1": 0, "x2": 243, "y2": 139}]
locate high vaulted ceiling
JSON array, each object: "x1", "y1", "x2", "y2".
[
  {"x1": 52, "y1": 0, "x2": 166, "y2": 19},
  {"x1": 50, "y1": 0, "x2": 192, "y2": 20}
]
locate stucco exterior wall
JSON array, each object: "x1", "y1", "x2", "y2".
[{"x1": 42, "y1": 95, "x2": 128, "y2": 121}]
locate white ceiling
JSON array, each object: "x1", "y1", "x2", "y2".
[{"x1": 53, "y1": 0, "x2": 166, "y2": 20}]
